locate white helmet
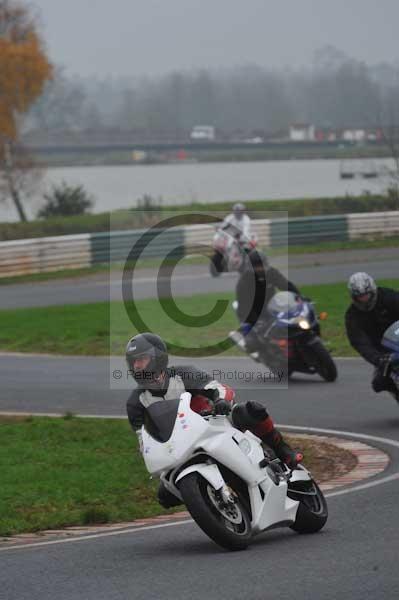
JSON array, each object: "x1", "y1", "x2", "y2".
[
  {"x1": 348, "y1": 272, "x2": 377, "y2": 311},
  {"x1": 233, "y1": 203, "x2": 246, "y2": 220}
]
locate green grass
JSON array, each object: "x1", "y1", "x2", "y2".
[
  {"x1": 0, "y1": 416, "x2": 159, "y2": 536},
  {"x1": 0, "y1": 279, "x2": 398, "y2": 357},
  {"x1": 0, "y1": 416, "x2": 351, "y2": 536}
]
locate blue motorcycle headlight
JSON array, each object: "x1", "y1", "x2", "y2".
[{"x1": 298, "y1": 319, "x2": 311, "y2": 330}]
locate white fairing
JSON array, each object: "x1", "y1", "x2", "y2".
[
  {"x1": 141, "y1": 392, "x2": 312, "y2": 536},
  {"x1": 142, "y1": 393, "x2": 208, "y2": 475},
  {"x1": 213, "y1": 229, "x2": 243, "y2": 271}
]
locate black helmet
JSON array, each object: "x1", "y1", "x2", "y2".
[
  {"x1": 126, "y1": 332, "x2": 168, "y2": 386},
  {"x1": 247, "y1": 249, "x2": 269, "y2": 282}
]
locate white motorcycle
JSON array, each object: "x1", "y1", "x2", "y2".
[
  {"x1": 141, "y1": 392, "x2": 328, "y2": 551},
  {"x1": 210, "y1": 225, "x2": 257, "y2": 277}
]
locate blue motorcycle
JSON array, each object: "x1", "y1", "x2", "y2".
[
  {"x1": 230, "y1": 291, "x2": 337, "y2": 382},
  {"x1": 381, "y1": 320, "x2": 399, "y2": 400}
]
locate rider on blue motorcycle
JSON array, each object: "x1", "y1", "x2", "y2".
[
  {"x1": 236, "y1": 249, "x2": 301, "y2": 351},
  {"x1": 345, "y1": 272, "x2": 399, "y2": 400},
  {"x1": 126, "y1": 332, "x2": 303, "y2": 508}
]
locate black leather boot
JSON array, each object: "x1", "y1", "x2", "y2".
[{"x1": 262, "y1": 429, "x2": 303, "y2": 469}]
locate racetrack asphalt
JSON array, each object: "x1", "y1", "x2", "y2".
[
  {"x1": 0, "y1": 246, "x2": 398, "y2": 309},
  {"x1": 1, "y1": 246, "x2": 399, "y2": 599},
  {"x1": 2, "y1": 355, "x2": 399, "y2": 600}
]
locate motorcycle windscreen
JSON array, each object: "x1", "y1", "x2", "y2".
[
  {"x1": 382, "y1": 320, "x2": 399, "y2": 353},
  {"x1": 143, "y1": 398, "x2": 180, "y2": 443},
  {"x1": 267, "y1": 291, "x2": 299, "y2": 317}
]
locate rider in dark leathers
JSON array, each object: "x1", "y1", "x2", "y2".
[
  {"x1": 236, "y1": 249, "x2": 300, "y2": 354},
  {"x1": 126, "y1": 333, "x2": 303, "y2": 508},
  {"x1": 345, "y1": 272, "x2": 399, "y2": 399}
]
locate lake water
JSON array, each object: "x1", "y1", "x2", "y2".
[{"x1": 1, "y1": 157, "x2": 394, "y2": 222}]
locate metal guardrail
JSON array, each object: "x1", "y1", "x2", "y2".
[
  {"x1": 0, "y1": 234, "x2": 91, "y2": 277},
  {"x1": 0, "y1": 211, "x2": 397, "y2": 278},
  {"x1": 91, "y1": 228, "x2": 185, "y2": 264},
  {"x1": 347, "y1": 211, "x2": 399, "y2": 239}
]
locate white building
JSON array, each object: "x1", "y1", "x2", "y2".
[
  {"x1": 190, "y1": 125, "x2": 215, "y2": 141},
  {"x1": 342, "y1": 129, "x2": 366, "y2": 142},
  {"x1": 289, "y1": 123, "x2": 315, "y2": 142}
]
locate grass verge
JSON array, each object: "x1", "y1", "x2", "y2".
[
  {"x1": 0, "y1": 279, "x2": 398, "y2": 357},
  {"x1": 0, "y1": 416, "x2": 355, "y2": 537}
]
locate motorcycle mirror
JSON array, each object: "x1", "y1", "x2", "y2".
[{"x1": 319, "y1": 311, "x2": 328, "y2": 320}]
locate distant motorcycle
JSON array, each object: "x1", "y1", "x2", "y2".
[
  {"x1": 210, "y1": 225, "x2": 257, "y2": 277},
  {"x1": 141, "y1": 392, "x2": 328, "y2": 551},
  {"x1": 381, "y1": 320, "x2": 399, "y2": 401},
  {"x1": 229, "y1": 291, "x2": 337, "y2": 382}
]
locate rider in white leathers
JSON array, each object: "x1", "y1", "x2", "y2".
[{"x1": 221, "y1": 203, "x2": 252, "y2": 241}]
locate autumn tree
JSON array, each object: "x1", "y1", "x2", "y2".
[{"x1": 0, "y1": 0, "x2": 52, "y2": 221}]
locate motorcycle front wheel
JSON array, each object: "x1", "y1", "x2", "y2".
[
  {"x1": 308, "y1": 340, "x2": 338, "y2": 382},
  {"x1": 179, "y1": 472, "x2": 251, "y2": 551}
]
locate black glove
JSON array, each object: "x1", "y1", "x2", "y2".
[{"x1": 214, "y1": 399, "x2": 232, "y2": 415}]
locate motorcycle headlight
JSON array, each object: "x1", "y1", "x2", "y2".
[{"x1": 298, "y1": 319, "x2": 311, "y2": 330}]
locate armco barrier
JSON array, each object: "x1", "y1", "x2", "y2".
[
  {"x1": 0, "y1": 234, "x2": 91, "y2": 277},
  {"x1": 271, "y1": 214, "x2": 348, "y2": 246},
  {"x1": 90, "y1": 227, "x2": 186, "y2": 265},
  {"x1": 347, "y1": 211, "x2": 399, "y2": 240},
  {"x1": 0, "y1": 211, "x2": 398, "y2": 278}
]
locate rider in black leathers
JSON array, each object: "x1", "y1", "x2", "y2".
[
  {"x1": 236, "y1": 249, "x2": 300, "y2": 354},
  {"x1": 345, "y1": 272, "x2": 399, "y2": 399}
]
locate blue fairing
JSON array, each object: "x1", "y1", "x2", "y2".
[
  {"x1": 382, "y1": 320, "x2": 399, "y2": 353},
  {"x1": 271, "y1": 301, "x2": 317, "y2": 329}
]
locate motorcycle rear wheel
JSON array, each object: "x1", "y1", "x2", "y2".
[
  {"x1": 179, "y1": 472, "x2": 251, "y2": 551},
  {"x1": 210, "y1": 252, "x2": 225, "y2": 277},
  {"x1": 288, "y1": 480, "x2": 328, "y2": 534}
]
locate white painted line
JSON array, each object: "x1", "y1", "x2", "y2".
[
  {"x1": 0, "y1": 352, "x2": 362, "y2": 361},
  {"x1": 0, "y1": 520, "x2": 192, "y2": 553},
  {"x1": 278, "y1": 424, "x2": 399, "y2": 450},
  {"x1": 278, "y1": 425, "x2": 399, "y2": 499},
  {"x1": 0, "y1": 412, "x2": 125, "y2": 419},
  {"x1": 110, "y1": 272, "x2": 236, "y2": 286},
  {"x1": 0, "y1": 425, "x2": 398, "y2": 553}
]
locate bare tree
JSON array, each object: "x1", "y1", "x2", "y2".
[{"x1": 0, "y1": 142, "x2": 42, "y2": 220}]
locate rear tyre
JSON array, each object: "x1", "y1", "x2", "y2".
[
  {"x1": 179, "y1": 472, "x2": 251, "y2": 551},
  {"x1": 289, "y1": 480, "x2": 328, "y2": 534},
  {"x1": 309, "y1": 340, "x2": 337, "y2": 382}
]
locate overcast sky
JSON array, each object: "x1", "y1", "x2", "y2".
[{"x1": 32, "y1": 0, "x2": 398, "y2": 78}]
